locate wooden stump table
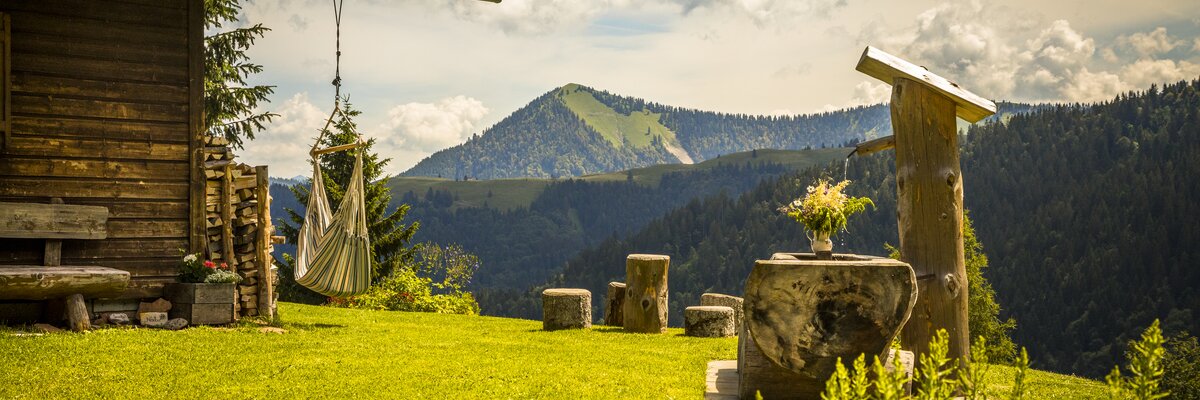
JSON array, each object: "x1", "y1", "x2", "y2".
[
  {"x1": 604, "y1": 281, "x2": 626, "y2": 326},
  {"x1": 623, "y1": 254, "x2": 669, "y2": 333},
  {"x1": 685, "y1": 305, "x2": 735, "y2": 337},
  {"x1": 542, "y1": 288, "x2": 591, "y2": 331}
]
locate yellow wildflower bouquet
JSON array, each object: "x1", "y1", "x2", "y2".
[{"x1": 779, "y1": 178, "x2": 874, "y2": 237}]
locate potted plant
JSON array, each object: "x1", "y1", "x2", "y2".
[
  {"x1": 166, "y1": 253, "x2": 241, "y2": 325},
  {"x1": 778, "y1": 178, "x2": 873, "y2": 254}
]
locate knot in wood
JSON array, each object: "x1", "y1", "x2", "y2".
[{"x1": 943, "y1": 273, "x2": 961, "y2": 299}]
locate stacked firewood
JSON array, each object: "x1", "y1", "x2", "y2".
[{"x1": 201, "y1": 135, "x2": 276, "y2": 318}]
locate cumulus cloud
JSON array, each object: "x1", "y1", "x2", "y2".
[
  {"x1": 677, "y1": 0, "x2": 849, "y2": 26},
  {"x1": 860, "y1": 3, "x2": 1200, "y2": 105},
  {"x1": 240, "y1": 92, "x2": 328, "y2": 178},
  {"x1": 850, "y1": 81, "x2": 890, "y2": 105},
  {"x1": 1194, "y1": 38, "x2": 1200, "y2": 52},
  {"x1": 377, "y1": 96, "x2": 489, "y2": 153},
  {"x1": 1119, "y1": 59, "x2": 1200, "y2": 89},
  {"x1": 1116, "y1": 27, "x2": 1179, "y2": 58}
]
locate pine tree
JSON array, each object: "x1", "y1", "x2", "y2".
[
  {"x1": 205, "y1": 0, "x2": 277, "y2": 149},
  {"x1": 278, "y1": 98, "x2": 420, "y2": 302}
]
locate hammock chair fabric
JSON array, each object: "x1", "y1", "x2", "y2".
[{"x1": 294, "y1": 148, "x2": 372, "y2": 297}]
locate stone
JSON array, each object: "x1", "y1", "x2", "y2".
[
  {"x1": 163, "y1": 318, "x2": 189, "y2": 330},
  {"x1": 107, "y1": 313, "x2": 131, "y2": 325},
  {"x1": 700, "y1": 293, "x2": 744, "y2": 334},
  {"x1": 684, "y1": 306, "x2": 736, "y2": 337},
  {"x1": 139, "y1": 312, "x2": 168, "y2": 327},
  {"x1": 33, "y1": 323, "x2": 62, "y2": 333},
  {"x1": 138, "y1": 298, "x2": 172, "y2": 314},
  {"x1": 542, "y1": 288, "x2": 591, "y2": 331},
  {"x1": 604, "y1": 282, "x2": 626, "y2": 326}
]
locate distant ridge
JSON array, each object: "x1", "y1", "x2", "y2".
[{"x1": 402, "y1": 83, "x2": 895, "y2": 180}]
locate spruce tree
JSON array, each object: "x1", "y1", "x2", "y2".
[
  {"x1": 278, "y1": 99, "x2": 420, "y2": 302},
  {"x1": 205, "y1": 0, "x2": 277, "y2": 148}
]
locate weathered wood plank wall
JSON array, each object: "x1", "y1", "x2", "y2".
[{"x1": 0, "y1": 0, "x2": 203, "y2": 300}]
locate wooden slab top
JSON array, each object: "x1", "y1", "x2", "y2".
[{"x1": 855, "y1": 46, "x2": 997, "y2": 123}]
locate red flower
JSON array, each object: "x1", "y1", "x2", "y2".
[
  {"x1": 203, "y1": 260, "x2": 215, "y2": 269},
  {"x1": 220, "y1": 262, "x2": 229, "y2": 270}
]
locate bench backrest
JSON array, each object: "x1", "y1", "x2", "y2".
[{"x1": 0, "y1": 201, "x2": 108, "y2": 240}]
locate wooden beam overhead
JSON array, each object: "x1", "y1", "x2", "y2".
[{"x1": 855, "y1": 46, "x2": 997, "y2": 123}]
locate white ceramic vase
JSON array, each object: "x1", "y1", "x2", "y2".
[{"x1": 811, "y1": 231, "x2": 833, "y2": 253}]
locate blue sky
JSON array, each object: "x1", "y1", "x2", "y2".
[{"x1": 234, "y1": 0, "x2": 1200, "y2": 178}]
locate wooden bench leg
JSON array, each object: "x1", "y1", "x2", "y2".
[{"x1": 65, "y1": 293, "x2": 90, "y2": 332}]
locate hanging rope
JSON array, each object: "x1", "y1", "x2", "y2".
[{"x1": 311, "y1": 0, "x2": 363, "y2": 157}]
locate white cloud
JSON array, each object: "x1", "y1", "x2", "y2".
[
  {"x1": 1116, "y1": 27, "x2": 1178, "y2": 58},
  {"x1": 1119, "y1": 59, "x2": 1200, "y2": 89},
  {"x1": 448, "y1": 0, "x2": 607, "y2": 35},
  {"x1": 1015, "y1": 20, "x2": 1097, "y2": 100},
  {"x1": 1194, "y1": 38, "x2": 1200, "y2": 52},
  {"x1": 377, "y1": 96, "x2": 489, "y2": 153},
  {"x1": 241, "y1": 92, "x2": 328, "y2": 178},
  {"x1": 850, "y1": 81, "x2": 890, "y2": 105},
  {"x1": 1061, "y1": 68, "x2": 1127, "y2": 103},
  {"x1": 898, "y1": 1, "x2": 1021, "y2": 99}
]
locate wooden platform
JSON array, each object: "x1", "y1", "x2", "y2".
[{"x1": 705, "y1": 360, "x2": 739, "y2": 400}]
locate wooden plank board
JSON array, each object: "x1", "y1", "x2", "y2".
[
  {"x1": 0, "y1": 1, "x2": 187, "y2": 29},
  {"x1": 11, "y1": 117, "x2": 189, "y2": 143},
  {"x1": 0, "y1": 257, "x2": 179, "y2": 277},
  {"x1": 5, "y1": 11, "x2": 186, "y2": 47},
  {"x1": 0, "y1": 238, "x2": 187, "y2": 260},
  {"x1": 705, "y1": 360, "x2": 739, "y2": 400},
  {"x1": 0, "y1": 265, "x2": 129, "y2": 300},
  {"x1": 0, "y1": 201, "x2": 108, "y2": 239},
  {"x1": 0, "y1": 198, "x2": 186, "y2": 219},
  {"x1": 12, "y1": 32, "x2": 188, "y2": 66},
  {"x1": 855, "y1": 46, "x2": 997, "y2": 123},
  {"x1": 12, "y1": 53, "x2": 188, "y2": 85},
  {"x1": 12, "y1": 94, "x2": 189, "y2": 123},
  {"x1": 107, "y1": 220, "x2": 188, "y2": 239},
  {"x1": 0, "y1": 156, "x2": 188, "y2": 180},
  {"x1": 13, "y1": 72, "x2": 188, "y2": 104},
  {"x1": 0, "y1": 177, "x2": 188, "y2": 199},
  {"x1": 5, "y1": 132, "x2": 189, "y2": 159},
  {"x1": 1, "y1": 12, "x2": 9, "y2": 150}
]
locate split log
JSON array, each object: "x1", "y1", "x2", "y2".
[
  {"x1": 743, "y1": 256, "x2": 916, "y2": 379},
  {"x1": 65, "y1": 293, "x2": 90, "y2": 332},
  {"x1": 604, "y1": 282, "x2": 626, "y2": 326},
  {"x1": 0, "y1": 266, "x2": 130, "y2": 300},
  {"x1": 622, "y1": 254, "x2": 669, "y2": 333}
]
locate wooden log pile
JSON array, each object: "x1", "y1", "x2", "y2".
[{"x1": 201, "y1": 135, "x2": 276, "y2": 319}]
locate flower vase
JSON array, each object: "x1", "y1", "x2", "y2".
[{"x1": 811, "y1": 232, "x2": 833, "y2": 254}]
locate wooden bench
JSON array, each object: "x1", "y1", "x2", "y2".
[{"x1": 0, "y1": 199, "x2": 130, "y2": 331}]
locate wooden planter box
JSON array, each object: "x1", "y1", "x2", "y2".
[{"x1": 165, "y1": 283, "x2": 235, "y2": 325}]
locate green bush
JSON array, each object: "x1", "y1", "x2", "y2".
[
  {"x1": 1107, "y1": 320, "x2": 1169, "y2": 400},
  {"x1": 1163, "y1": 332, "x2": 1200, "y2": 400},
  {"x1": 329, "y1": 243, "x2": 481, "y2": 315}
]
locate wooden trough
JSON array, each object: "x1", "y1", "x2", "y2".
[{"x1": 736, "y1": 254, "x2": 916, "y2": 399}]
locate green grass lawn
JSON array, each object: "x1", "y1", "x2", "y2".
[
  {"x1": 559, "y1": 83, "x2": 677, "y2": 149},
  {"x1": 0, "y1": 303, "x2": 1105, "y2": 399}
]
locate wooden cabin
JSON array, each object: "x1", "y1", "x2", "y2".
[{"x1": 0, "y1": 0, "x2": 275, "y2": 325}]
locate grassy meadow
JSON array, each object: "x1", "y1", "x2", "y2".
[{"x1": 0, "y1": 303, "x2": 1107, "y2": 399}]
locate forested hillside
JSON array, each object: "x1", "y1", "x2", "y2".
[
  {"x1": 402, "y1": 84, "x2": 892, "y2": 179},
  {"x1": 547, "y1": 79, "x2": 1200, "y2": 378},
  {"x1": 400, "y1": 151, "x2": 843, "y2": 316}
]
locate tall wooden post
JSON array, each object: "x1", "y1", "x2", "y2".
[{"x1": 854, "y1": 46, "x2": 996, "y2": 363}]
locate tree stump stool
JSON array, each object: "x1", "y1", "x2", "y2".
[
  {"x1": 700, "y1": 293, "x2": 743, "y2": 334},
  {"x1": 604, "y1": 282, "x2": 626, "y2": 326},
  {"x1": 542, "y1": 288, "x2": 591, "y2": 331},
  {"x1": 684, "y1": 306, "x2": 735, "y2": 337},
  {"x1": 623, "y1": 254, "x2": 669, "y2": 333}
]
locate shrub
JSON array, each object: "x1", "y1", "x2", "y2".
[
  {"x1": 1162, "y1": 332, "x2": 1200, "y2": 399},
  {"x1": 1107, "y1": 319, "x2": 1169, "y2": 400},
  {"x1": 328, "y1": 243, "x2": 481, "y2": 315}
]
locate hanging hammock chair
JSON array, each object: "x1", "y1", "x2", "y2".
[
  {"x1": 292, "y1": 0, "x2": 372, "y2": 297},
  {"x1": 294, "y1": 107, "x2": 372, "y2": 297}
]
